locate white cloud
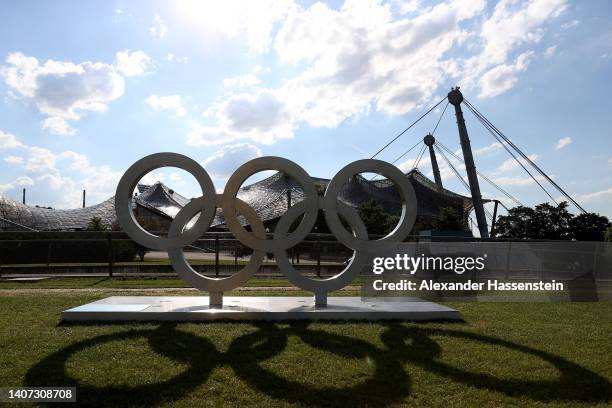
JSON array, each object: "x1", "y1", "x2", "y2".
[
  {"x1": 0, "y1": 131, "x2": 121, "y2": 207},
  {"x1": 31, "y1": 152, "x2": 120, "y2": 208},
  {"x1": 575, "y1": 188, "x2": 612, "y2": 203},
  {"x1": 223, "y1": 74, "x2": 261, "y2": 88},
  {"x1": 114, "y1": 50, "x2": 152, "y2": 77},
  {"x1": 495, "y1": 154, "x2": 538, "y2": 174},
  {"x1": 493, "y1": 175, "x2": 547, "y2": 186},
  {"x1": 57, "y1": 151, "x2": 91, "y2": 171},
  {"x1": 252, "y1": 65, "x2": 271, "y2": 75},
  {"x1": 4, "y1": 155, "x2": 24, "y2": 165},
  {"x1": 15, "y1": 176, "x2": 33, "y2": 186},
  {"x1": 37, "y1": 173, "x2": 73, "y2": 191},
  {"x1": 191, "y1": 0, "x2": 566, "y2": 147},
  {"x1": 474, "y1": 142, "x2": 502, "y2": 155},
  {"x1": 0, "y1": 175, "x2": 33, "y2": 193},
  {"x1": 23, "y1": 148, "x2": 92, "y2": 174},
  {"x1": 544, "y1": 45, "x2": 557, "y2": 57},
  {"x1": 0, "y1": 130, "x2": 25, "y2": 149},
  {"x1": 457, "y1": 0, "x2": 566, "y2": 96},
  {"x1": 272, "y1": 0, "x2": 468, "y2": 119},
  {"x1": 478, "y1": 52, "x2": 533, "y2": 98},
  {"x1": 0, "y1": 184, "x2": 12, "y2": 194},
  {"x1": 175, "y1": 0, "x2": 295, "y2": 53},
  {"x1": 166, "y1": 53, "x2": 188, "y2": 64},
  {"x1": 145, "y1": 94, "x2": 186, "y2": 117},
  {"x1": 169, "y1": 172, "x2": 185, "y2": 184},
  {"x1": 222, "y1": 65, "x2": 271, "y2": 88},
  {"x1": 25, "y1": 146, "x2": 57, "y2": 173},
  {"x1": 393, "y1": 0, "x2": 421, "y2": 14},
  {"x1": 192, "y1": 0, "x2": 482, "y2": 145},
  {"x1": 42, "y1": 116, "x2": 77, "y2": 136},
  {"x1": 189, "y1": 90, "x2": 294, "y2": 146},
  {"x1": 478, "y1": 0, "x2": 566, "y2": 65},
  {"x1": 561, "y1": 19, "x2": 580, "y2": 29},
  {"x1": 1, "y1": 52, "x2": 126, "y2": 135},
  {"x1": 140, "y1": 171, "x2": 165, "y2": 185},
  {"x1": 555, "y1": 136, "x2": 571, "y2": 150},
  {"x1": 150, "y1": 13, "x2": 168, "y2": 39},
  {"x1": 202, "y1": 143, "x2": 262, "y2": 179}
]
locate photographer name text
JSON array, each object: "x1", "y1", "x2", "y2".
[{"x1": 372, "y1": 279, "x2": 564, "y2": 292}]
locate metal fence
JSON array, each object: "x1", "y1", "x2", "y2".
[
  {"x1": 0, "y1": 230, "x2": 550, "y2": 278},
  {"x1": 0, "y1": 231, "x2": 362, "y2": 278}
]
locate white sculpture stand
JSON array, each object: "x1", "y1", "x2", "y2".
[{"x1": 62, "y1": 296, "x2": 461, "y2": 322}]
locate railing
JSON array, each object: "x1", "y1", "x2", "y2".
[
  {"x1": 0, "y1": 230, "x2": 566, "y2": 278},
  {"x1": 0, "y1": 231, "x2": 360, "y2": 278}
]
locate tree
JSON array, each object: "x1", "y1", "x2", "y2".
[
  {"x1": 494, "y1": 205, "x2": 537, "y2": 239},
  {"x1": 531, "y1": 202, "x2": 573, "y2": 240},
  {"x1": 570, "y1": 213, "x2": 610, "y2": 241},
  {"x1": 495, "y1": 201, "x2": 610, "y2": 241},
  {"x1": 111, "y1": 217, "x2": 151, "y2": 261},
  {"x1": 605, "y1": 226, "x2": 612, "y2": 242},
  {"x1": 86, "y1": 216, "x2": 108, "y2": 231},
  {"x1": 435, "y1": 206, "x2": 465, "y2": 231},
  {"x1": 357, "y1": 199, "x2": 399, "y2": 237},
  {"x1": 495, "y1": 202, "x2": 573, "y2": 239}
]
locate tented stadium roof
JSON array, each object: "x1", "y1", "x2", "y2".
[
  {"x1": 135, "y1": 182, "x2": 191, "y2": 219},
  {"x1": 0, "y1": 170, "x2": 475, "y2": 231},
  {"x1": 0, "y1": 197, "x2": 116, "y2": 231}
]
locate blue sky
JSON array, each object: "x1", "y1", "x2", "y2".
[{"x1": 0, "y1": 0, "x2": 611, "y2": 223}]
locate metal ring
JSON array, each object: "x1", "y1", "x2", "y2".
[
  {"x1": 167, "y1": 195, "x2": 265, "y2": 292},
  {"x1": 115, "y1": 153, "x2": 216, "y2": 251},
  {"x1": 221, "y1": 156, "x2": 319, "y2": 252},
  {"x1": 273, "y1": 199, "x2": 368, "y2": 295},
  {"x1": 323, "y1": 159, "x2": 417, "y2": 251},
  {"x1": 115, "y1": 154, "x2": 419, "y2": 295}
]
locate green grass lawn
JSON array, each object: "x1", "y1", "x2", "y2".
[
  {"x1": 0, "y1": 286, "x2": 610, "y2": 407},
  {"x1": 0, "y1": 276, "x2": 363, "y2": 290},
  {"x1": 0, "y1": 276, "x2": 300, "y2": 289}
]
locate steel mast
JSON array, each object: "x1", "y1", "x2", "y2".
[
  {"x1": 424, "y1": 134, "x2": 443, "y2": 190},
  {"x1": 448, "y1": 87, "x2": 489, "y2": 238}
]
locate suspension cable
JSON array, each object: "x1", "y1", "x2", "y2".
[
  {"x1": 465, "y1": 101, "x2": 559, "y2": 205},
  {"x1": 371, "y1": 99, "x2": 448, "y2": 181},
  {"x1": 369, "y1": 139, "x2": 423, "y2": 181},
  {"x1": 483, "y1": 205, "x2": 494, "y2": 221},
  {"x1": 496, "y1": 200, "x2": 510, "y2": 211},
  {"x1": 434, "y1": 144, "x2": 470, "y2": 192},
  {"x1": 462, "y1": 100, "x2": 559, "y2": 205},
  {"x1": 431, "y1": 101, "x2": 449, "y2": 136},
  {"x1": 436, "y1": 141, "x2": 524, "y2": 207},
  {"x1": 435, "y1": 144, "x2": 496, "y2": 225},
  {"x1": 390, "y1": 140, "x2": 422, "y2": 166},
  {"x1": 464, "y1": 99, "x2": 586, "y2": 213},
  {"x1": 412, "y1": 144, "x2": 427, "y2": 170},
  {"x1": 370, "y1": 96, "x2": 447, "y2": 159}
]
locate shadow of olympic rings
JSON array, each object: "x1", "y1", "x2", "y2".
[
  {"x1": 225, "y1": 322, "x2": 411, "y2": 407},
  {"x1": 24, "y1": 324, "x2": 220, "y2": 407},
  {"x1": 379, "y1": 324, "x2": 611, "y2": 404},
  {"x1": 24, "y1": 322, "x2": 610, "y2": 407}
]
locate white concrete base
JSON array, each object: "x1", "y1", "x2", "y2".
[{"x1": 61, "y1": 296, "x2": 461, "y2": 322}]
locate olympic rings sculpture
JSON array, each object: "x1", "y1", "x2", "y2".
[{"x1": 115, "y1": 153, "x2": 418, "y2": 306}]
